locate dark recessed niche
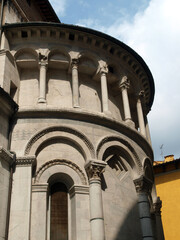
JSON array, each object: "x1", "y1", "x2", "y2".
[
  {"x1": 69, "y1": 33, "x2": 75, "y2": 40},
  {"x1": 21, "y1": 31, "x2": 28, "y2": 38},
  {"x1": 109, "y1": 66, "x2": 114, "y2": 74}
]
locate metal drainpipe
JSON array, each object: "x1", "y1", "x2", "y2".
[{"x1": 0, "y1": 0, "x2": 5, "y2": 47}]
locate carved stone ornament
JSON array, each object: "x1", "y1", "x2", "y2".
[
  {"x1": 71, "y1": 58, "x2": 79, "y2": 68},
  {"x1": 152, "y1": 197, "x2": 162, "y2": 216},
  {"x1": 100, "y1": 65, "x2": 108, "y2": 75},
  {"x1": 133, "y1": 175, "x2": 153, "y2": 193},
  {"x1": 39, "y1": 53, "x2": 48, "y2": 67},
  {"x1": 138, "y1": 90, "x2": 145, "y2": 99},
  {"x1": 16, "y1": 155, "x2": 36, "y2": 166},
  {"x1": 119, "y1": 76, "x2": 130, "y2": 90},
  {"x1": 85, "y1": 159, "x2": 107, "y2": 180},
  {"x1": 0, "y1": 146, "x2": 14, "y2": 166}
]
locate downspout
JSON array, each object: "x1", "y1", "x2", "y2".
[{"x1": 0, "y1": 0, "x2": 5, "y2": 46}]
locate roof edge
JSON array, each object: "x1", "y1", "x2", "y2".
[{"x1": 2, "y1": 22, "x2": 155, "y2": 108}]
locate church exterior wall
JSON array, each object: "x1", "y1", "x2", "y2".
[{"x1": 0, "y1": 21, "x2": 164, "y2": 240}]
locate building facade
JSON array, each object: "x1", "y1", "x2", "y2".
[
  {"x1": 0, "y1": 1, "x2": 164, "y2": 240},
  {"x1": 154, "y1": 155, "x2": 180, "y2": 240}
]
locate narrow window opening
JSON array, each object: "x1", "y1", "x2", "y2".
[{"x1": 50, "y1": 182, "x2": 68, "y2": 240}]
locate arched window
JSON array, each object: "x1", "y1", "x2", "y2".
[{"x1": 50, "y1": 182, "x2": 68, "y2": 240}]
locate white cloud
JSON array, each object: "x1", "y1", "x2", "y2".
[
  {"x1": 49, "y1": 0, "x2": 67, "y2": 16},
  {"x1": 76, "y1": 0, "x2": 180, "y2": 160}
]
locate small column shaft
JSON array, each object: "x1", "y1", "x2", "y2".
[
  {"x1": 38, "y1": 62, "x2": 47, "y2": 103},
  {"x1": 72, "y1": 59, "x2": 80, "y2": 108},
  {"x1": 100, "y1": 68, "x2": 109, "y2": 113},
  {"x1": 137, "y1": 97, "x2": 146, "y2": 137}
]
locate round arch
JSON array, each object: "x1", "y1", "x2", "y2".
[
  {"x1": 24, "y1": 126, "x2": 95, "y2": 160},
  {"x1": 14, "y1": 47, "x2": 38, "y2": 60},
  {"x1": 34, "y1": 159, "x2": 87, "y2": 186},
  {"x1": 96, "y1": 135, "x2": 143, "y2": 175},
  {"x1": 47, "y1": 47, "x2": 70, "y2": 62},
  {"x1": 143, "y1": 157, "x2": 154, "y2": 182}
]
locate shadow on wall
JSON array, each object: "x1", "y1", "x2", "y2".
[{"x1": 113, "y1": 202, "x2": 141, "y2": 240}]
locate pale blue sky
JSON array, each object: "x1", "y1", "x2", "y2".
[{"x1": 49, "y1": 0, "x2": 180, "y2": 161}]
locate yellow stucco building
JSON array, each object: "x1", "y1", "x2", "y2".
[{"x1": 154, "y1": 155, "x2": 180, "y2": 240}]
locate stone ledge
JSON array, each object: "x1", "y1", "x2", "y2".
[
  {"x1": 17, "y1": 107, "x2": 153, "y2": 160},
  {"x1": 16, "y1": 155, "x2": 36, "y2": 166},
  {"x1": 0, "y1": 146, "x2": 14, "y2": 166},
  {"x1": 69, "y1": 185, "x2": 89, "y2": 198}
]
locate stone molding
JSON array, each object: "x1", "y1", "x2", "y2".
[
  {"x1": 0, "y1": 146, "x2": 14, "y2": 166},
  {"x1": 32, "y1": 183, "x2": 49, "y2": 192},
  {"x1": 16, "y1": 155, "x2": 36, "y2": 166},
  {"x1": 85, "y1": 159, "x2": 107, "y2": 180},
  {"x1": 134, "y1": 175, "x2": 153, "y2": 194},
  {"x1": 24, "y1": 125, "x2": 95, "y2": 158},
  {"x1": 152, "y1": 197, "x2": 162, "y2": 216},
  {"x1": 34, "y1": 159, "x2": 87, "y2": 185},
  {"x1": 96, "y1": 135, "x2": 142, "y2": 172},
  {"x1": 69, "y1": 185, "x2": 89, "y2": 198}
]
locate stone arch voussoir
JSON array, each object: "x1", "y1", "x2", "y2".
[
  {"x1": 24, "y1": 126, "x2": 95, "y2": 160},
  {"x1": 34, "y1": 159, "x2": 87, "y2": 186}
]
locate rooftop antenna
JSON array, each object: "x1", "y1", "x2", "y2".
[{"x1": 160, "y1": 144, "x2": 164, "y2": 161}]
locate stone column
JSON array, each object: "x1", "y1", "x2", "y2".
[
  {"x1": 38, "y1": 59, "x2": 48, "y2": 103},
  {"x1": 85, "y1": 160, "x2": 107, "y2": 240},
  {"x1": 134, "y1": 176, "x2": 154, "y2": 240},
  {"x1": 136, "y1": 91, "x2": 146, "y2": 137},
  {"x1": 145, "y1": 116, "x2": 152, "y2": 145},
  {"x1": 152, "y1": 197, "x2": 165, "y2": 240},
  {"x1": 30, "y1": 184, "x2": 49, "y2": 240},
  {"x1": 119, "y1": 76, "x2": 134, "y2": 126},
  {"x1": 0, "y1": 147, "x2": 14, "y2": 240},
  {"x1": 100, "y1": 66, "x2": 109, "y2": 114},
  {"x1": 8, "y1": 156, "x2": 36, "y2": 240},
  {"x1": 71, "y1": 58, "x2": 80, "y2": 108}
]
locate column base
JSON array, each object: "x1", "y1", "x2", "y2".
[
  {"x1": 125, "y1": 119, "x2": 135, "y2": 128},
  {"x1": 38, "y1": 98, "x2": 47, "y2": 103},
  {"x1": 73, "y1": 104, "x2": 80, "y2": 108},
  {"x1": 103, "y1": 110, "x2": 112, "y2": 117}
]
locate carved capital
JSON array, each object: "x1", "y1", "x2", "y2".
[
  {"x1": 16, "y1": 155, "x2": 36, "y2": 166},
  {"x1": 100, "y1": 65, "x2": 108, "y2": 75},
  {"x1": 152, "y1": 197, "x2": 162, "y2": 216},
  {"x1": 39, "y1": 53, "x2": 48, "y2": 67},
  {"x1": 71, "y1": 58, "x2": 79, "y2": 69},
  {"x1": 136, "y1": 90, "x2": 145, "y2": 100},
  {"x1": 119, "y1": 76, "x2": 130, "y2": 90},
  {"x1": 134, "y1": 175, "x2": 153, "y2": 194},
  {"x1": 85, "y1": 159, "x2": 107, "y2": 180}
]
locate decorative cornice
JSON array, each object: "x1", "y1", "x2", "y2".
[
  {"x1": 85, "y1": 159, "x2": 107, "y2": 180},
  {"x1": 0, "y1": 147, "x2": 14, "y2": 166},
  {"x1": 16, "y1": 155, "x2": 36, "y2": 166},
  {"x1": 134, "y1": 175, "x2": 153, "y2": 193}
]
